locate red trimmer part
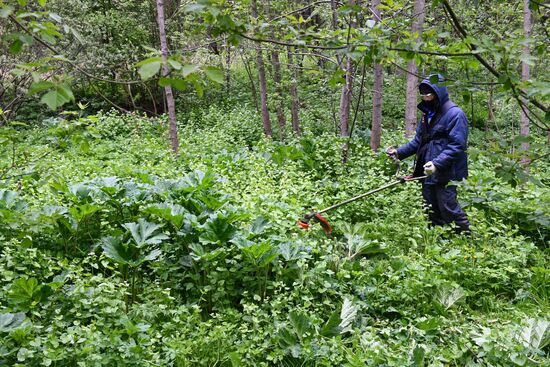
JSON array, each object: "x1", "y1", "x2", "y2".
[
  {"x1": 313, "y1": 213, "x2": 332, "y2": 235},
  {"x1": 297, "y1": 213, "x2": 332, "y2": 235},
  {"x1": 297, "y1": 219, "x2": 310, "y2": 230}
]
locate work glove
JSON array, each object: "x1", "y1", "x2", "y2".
[
  {"x1": 385, "y1": 147, "x2": 398, "y2": 161},
  {"x1": 423, "y1": 161, "x2": 437, "y2": 175}
]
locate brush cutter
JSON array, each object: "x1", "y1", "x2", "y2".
[{"x1": 297, "y1": 159, "x2": 427, "y2": 235}]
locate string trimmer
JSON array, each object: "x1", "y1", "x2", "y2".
[{"x1": 297, "y1": 159, "x2": 427, "y2": 235}]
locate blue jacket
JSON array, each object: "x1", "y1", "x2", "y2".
[{"x1": 396, "y1": 75, "x2": 468, "y2": 185}]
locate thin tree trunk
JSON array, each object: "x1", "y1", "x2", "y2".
[
  {"x1": 486, "y1": 84, "x2": 494, "y2": 132},
  {"x1": 156, "y1": 0, "x2": 179, "y2": 154},
  {"x1": 339, "y1": 56, "x2": 353, "y2": 137},
  {"x1": 520, "y1": 0, "x2": 531, "y2": 166},
  {"x1": 225, "y1": 41, "x2": 231, "y2": 94},
  {"x1": 339, "y1": 0, "x2": 356, "y2": 138},
  {"x1": 370, "y1": 0, "x2": 383, "y2": 152},
  {"x1": 251, "y1": 0, "x2": 272, "y2": 137},
  {"x1": 271, "y1": 51, "x2": 287, "y2": 139},
  {"x1": 241, "y1": 54, "x2": 260, "y2": 112},
  {"x1": 330, "y1": 0, "x2": 342, "y2": 66},
  {"x1": 287, "y1": 47, "x2": 300, "y2": 137},
  {"x1": 404, "y1": 0, "x2": 425, "y2": 138}
]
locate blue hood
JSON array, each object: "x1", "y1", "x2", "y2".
[{"x1": 418, "y1": 74, "x2": 449, "y2": 113}]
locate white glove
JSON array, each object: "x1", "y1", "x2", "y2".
[
  {"x1": 385, "y1": 147, "x2": 398, "y2": 161},
  {"x1": 423, "y1": 161, "x2": 437, "y2": 175}
]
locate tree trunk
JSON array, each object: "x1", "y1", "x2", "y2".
[
  {"x1": 225, "y1": 41, "x2": 231, "y2": 94},
  {"x1": 404, "y1": 0, "x2": 426, "y2": 138},
  {"x1": 330, "y1": 0, "x2": 342, "y2": 66},
  {"x1": 271, "y1": 51, "x2": 287, "y2": 139},
  {"x1": 486, "y1": 84, "x2": 494, "y2": 132},
  {"x1": 156, "y1": 0, "x2": 179, "y2": 154},
  {"x1": 287, "y1": 47, "x2": 301, "y2": 137},
  {"x1": 242, "y1": 54, "x2": 260, "y2": 112},
  {"x1": 339, "y1": 0, "x2": 357, "y2": 138},
  {"x1": 339, "y1": 56, "x2": 353, "y2": 137},
  {"x1": 370, "y1": 0, "x2": 383, "y2": 152},
  {"x1": 251, "y1": 0, "x2": 272, "y2": 137},
  {"x1": 520, "y1": 0, "x2": 531, "y2": 166}
]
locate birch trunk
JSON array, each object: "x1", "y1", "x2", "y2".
[
  {"x1": 156, "y1": 0, "x2": 179, "y2": 154},
  {"x1": 251, "y1": 0, "x2": 272, "y2": 137},
  {"x1": 520, "y1": 0, "x2": 531, "y2": 165},
  {"x1": 404, "y1": 0, "x2": 425, "y2": 138},
  {"x1": 287, "y1": 47, "x2": 301, "y2": 137},
  {"x1": 370, "y1": 0, "x2": 383, "y2": 152},
  {"x1": 271, "y1": 51, "x2": 287, "y2": 139}
]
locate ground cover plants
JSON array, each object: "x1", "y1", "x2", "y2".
[{"x1": 0, "y1": 100, "x2": 548, "y2": 366}]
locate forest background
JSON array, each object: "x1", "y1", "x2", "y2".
[{"x1": 0, "y1": 0, "x2": 549, "y2": 366}]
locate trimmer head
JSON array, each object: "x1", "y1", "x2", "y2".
[{"x1": 297, "y1": 212, "x2": 332, "y2": 235}]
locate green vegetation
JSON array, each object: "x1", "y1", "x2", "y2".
[
  {"x1": 1, "y1": 0, "x2": 548, "y2": 365},
  {"x1": 1, "y1": 93, "x2": 548, "y2": 365}
]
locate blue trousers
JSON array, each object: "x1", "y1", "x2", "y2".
[{"x1": 422, "y1": 184, "x2": 469, "y2": 231}]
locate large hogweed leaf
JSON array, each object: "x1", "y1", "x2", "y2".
[
  {"x1": 100, "y1": 235, "x2": 134, "y2": 265},
  {"x1": 0, "y1": 312, "x2": 27, "y2": 332},
  {"x1": 239, "y1": 241, "x2": 279, "y2": 267},
  {"x1": 122, "y1": 218, "x2": 168, "y2": 248},
  {"x1": 8, "y1": 278, "x2": 52, "y2": 311},
  {"x1": 341, "y1": 222, "x2": 387, "y2": 260},
  {"x1": 320, "y1": 298, "x2": 358, "y2": 337},
  {"x1": 0, "y1": 189, "x2": 26, "y2": 211},
  {"x1": 100, "y1": 235, "x2": 162, "y2": 267},
  {"x1": 199, "y1": 212, "x2": 238, "y2": 244},
  {"x1": 517, "y1": 318, "x2": 550, "y2": 350},
  {"x1": 145, "y1": 203, "x2": 187, "y2": 229},
  {"x1": 434, "y1": 284, "x2": 466, "y2": 314}
]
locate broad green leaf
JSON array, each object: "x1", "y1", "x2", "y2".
[
  {"x1": 193, "y1": 79, "x2": 203, "y2": 97},
  {"x1": 159, "y1": 77, "x2": 187, "y2": 91},
  {"x1": 0, "y1": 313, "x2": 26, "y2": 332},
  {"x1": 28, "y1": 81, "x2": 56, "y2": 95},
  {"x1": 143, "y1": 248, "x2": 162, "y2": 262},
  {"x1": 518, "y1": 318, "x2": 550, "y2": 350},
  {"x1": 181, "y1": 64, "x2": 199, "y2": 78},
  {"x1": 200, "y1": 213, "x2": 237, "y2": 244},
  {"x1": 320, "y1": 311, "x2": 341, "y2": 337},
  {"x1": 320, "y1": 298, "x2": 357, "y2": 337},
  {"x1": 101, "y1": 235, "x2": 133, "y2": 265},
  {"x1": 8, "y1": 278, "x2": 50, "y2": 310},
  {"x1": 38, "y1": 0, "x2": 47, "y2": 6},
  {"x1": 204, "y1": 66, "x2": 224, "y2": 84},
  {"x1": 412, "y1": 346, "x2": 425, "y2": 367},
  {"x1": 435, "y1": 284, "x2": 465, "y2": 310},
  {"x1": 0, "y1": 5, "x2": 14, "y2": 18},
  {"x1": 168, "y1": 59, "x2": 182, "y2": 70},
  {"x1": 0, "y1": 189, "x2": 24, "y2": 209},
  {"x1": 250, "y1": 216, "x2": 271, "y2": 236},
  {"x1": 184, "y1": 3, "x2": 206, "y2": 13},
  {"x1": 145, "y1": 203, "x2": 187, "y2": 229},
  {"x1": 9, "y1": 39, "x2": 23, "y2": 54},
  {"x1": 49, "y1": 12, "x2": 61, "y2": 22},
  {"x1": 123, "y1": 218, "x2": 168, "y2": 248},
  {"x1": 339, "y1": 298, "x2": 357, "y2": 333},
  {"x1": 68, "y1": 203, "x2": 101, "y2": 222},
  {"x1": 138, "y1": 61, "x2": 161, "y2": 80},
  {"x1": 366, "y1": 19, "x2": 376, "y2": 28},
  {"x1": 40, "y1": 85, "x2": 74, "y2": 110},
  {"x1": 289, "y1": 312, "x2": 311, "y2": 337}
]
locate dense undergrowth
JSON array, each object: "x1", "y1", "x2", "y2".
[{"x1": 0, "y1": 100, "x2": 549, "y2": 366}]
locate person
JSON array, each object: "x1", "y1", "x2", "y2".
[{"x1": 386, "y1": 74, "x2": 470, "y2": 233}]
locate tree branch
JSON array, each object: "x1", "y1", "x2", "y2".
[{"x1": 440, "y1": 0, "x2": 548, "y2": 114}]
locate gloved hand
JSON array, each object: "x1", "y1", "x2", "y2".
[
  {"x1": 423, "y1": 161, "x2": 437, "y2": 175},
  {"x1": 385, "y1": 147, "x2": 398, "y2": 161}
]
